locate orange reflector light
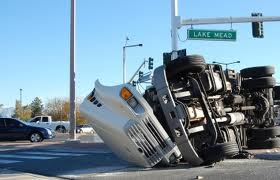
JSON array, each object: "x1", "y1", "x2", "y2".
[{"x1": 120, "y1": 87, "x2": 133, "y2": 101}]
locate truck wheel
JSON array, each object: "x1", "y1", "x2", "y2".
[
  {"x1": 274, "y1": 86, "x2": 280, "y2": 100},
  {"x1": 240, "y1": 66, "x2": 275, "y2": 78},
  {"x1": 200, "y1": 142, "x2": 239, "y2": 165},
  {"x1": 29, "y1": 132, "x2": 43, "y2": 143},
  {"x1": 56, "y1": 126, "x2": 66, "y2": 133},
  {"x1": 247, "y1": 137, "x2": 280, "y2": 149},
  {"x1": 166, "y1": 55, "x2": 206, "y2": 79},
  {"x1": 247, "y1": 127, "x2": 280, "y2": 140},
  {"x1": 242, "y1": 77, "x2": 276, "y2": 90}
]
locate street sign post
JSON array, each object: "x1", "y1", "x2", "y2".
[{"x1": 187, "y1": 29, "x2": 237, "y2": 41}]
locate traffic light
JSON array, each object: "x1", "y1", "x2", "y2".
[
  {"x1": 163, "y1": 52, "x2": 171, "y2": 66},
  {"x1": 132, "y1": 81, "x2": 136, "y2": 86},
  {"x1": 139, "y1": 71, "x2": 143, "y2": 78},
  {"x1": 251, "y1": 13, "x2": 264, "y2": 38},
  {"x1": 148, "y1": 57, "x2": 154, "y2": 70}
]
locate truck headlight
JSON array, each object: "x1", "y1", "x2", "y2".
[
  {"x1": 120, "y1": 87, "x2": 139, "y2": 109},
  {"x1": 127, "y1": 97, "x2": 139, "y2": 109}
]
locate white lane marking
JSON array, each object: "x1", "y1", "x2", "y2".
[
  {"x1": 0, "y1": 148, "x2": 21, "y2": 152},
  {"x1": 47, "y1": 149, "x2": 111, "y2": 154},
  {"x1": 0, "y1": 155, "x2": 56, "y2": 160},
  {"x1": 0, "y1": 159, "x2": 22, "y2": 164},
  {"x1": 61, "y1": 165, "x2": 131, "y2": 178},
  {"x1": 19, "y1": 151, "x2": 85, "y2": 156}
]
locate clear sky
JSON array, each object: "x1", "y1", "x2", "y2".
[{"x1": 0, "y1": 0, "x2": 280, "y2": 107}]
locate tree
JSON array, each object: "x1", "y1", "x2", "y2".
[
  {"x1": 76, "y1": 98, "x2": 88, "y2": 125},
  {"x1": 44, "y1": 98, "x2": 65, "y2": 120},
  {"x1": 44, "y1": 97, "x2": 88, "y2": 125},
  {"x1": 12, "y1": 101, "x2": 31, "y2": 120},
  {"x1": 13, "y1": 100, "x2": 22, "y2": 118},
  {"x1": 21, "y1": 105, "x2": 32, "y2": 120},
  {"x1": 30, "y1": 97, "x2": 43, "y2": 117}
]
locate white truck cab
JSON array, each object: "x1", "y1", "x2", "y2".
[{"x1": 80, "y1": 80, "x2": 182, "y2": 167}]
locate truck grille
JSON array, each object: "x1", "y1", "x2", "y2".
[
  {"x1": 127, "y1": 123, "x2": 162, "y2": 165},
  {"x1": 127, "y1": 117, "x2": 172, "y2": 165},
  {"x1": 142, "y1": 117, "x2": 168, "y2": 150}
]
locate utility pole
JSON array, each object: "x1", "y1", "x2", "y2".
[{"x1": 69, "y1": 0, "x2": 76, "y2": 140}]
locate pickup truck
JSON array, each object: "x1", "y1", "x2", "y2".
[{"x1": 27, "y1": 116, "x2": 70, "y2": 133}]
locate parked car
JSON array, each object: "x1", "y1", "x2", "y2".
[
  {"x1": 0, "y1": 118, "x2": 55, "y2": 142},
  {"x1": 27, "y1": 116, "x2": 70, "y2": 133},
  {"x1": 76, "y1": 124, "x2": 94, "y2": 133}
]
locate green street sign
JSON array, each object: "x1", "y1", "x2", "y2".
[{"x1": 187, "y1": 29, "x2": 237, "y2": 41}]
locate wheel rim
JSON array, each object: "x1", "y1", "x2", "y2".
[
  {"x1": 31, "y1": 133, "x2": 41, "y2": 142},
  {"x1": 57, "y1": 127, "x2": 65, "y2": 133}
]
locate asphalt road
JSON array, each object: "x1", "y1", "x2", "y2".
[{"x1": 1, "y1": 133, "x2": 280, "y2": 180}]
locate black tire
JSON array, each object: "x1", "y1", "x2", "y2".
[
  {"x1": 240, "y1": 66, "x2": 275, "y2": 78},
  {"x1": 274, "y1": 86, "x2": 280, "y2": 100},
  {"x1": 247, "y1": 137, "x2": 280, "y2": 149},
  {"x1": 56, "y1": 126, "x2": 66, "y2": 133},
  {"x1": 29, "y1": 132, "x2": 43, "y2": 143},
  {"x1": 166, "y1": 55, "x2": 206, "y2": 78},
  {"x1": 247, "y1": 126, "x2": 280, "y2": 140},
  {"x1": 242, "y1": 77, "x2": 276, "y2": 90},
  {"x1": 200, "y1": 142, "x2": 239, "y2": 165}
]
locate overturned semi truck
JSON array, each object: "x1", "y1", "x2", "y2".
[{"x1": 80, "y1": 54, "x2": 280, "y2": 167}]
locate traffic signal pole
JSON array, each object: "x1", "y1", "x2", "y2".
[
  {"x1": 170, "y1": 0, "x2": 280, "y2": 58},
  {"x1": 181, "y1": 16, "x2": 280, "y2": 26},
  {"x1": 128, "y1": 59, "x2": 147, "y2": 83}
]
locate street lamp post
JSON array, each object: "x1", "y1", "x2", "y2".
[
  {"x1": 122, "y1": 38, "x2": 143, "y2": 83},
  {"x1": 212, "y1": 60, "x2": 240, "y2": 69},
  {"x1": 19, "y1": 88, "x2": 23, "y2": 118},
  {"x1": 19, "y1": 88, "x2": 22, "y2": 106}
]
